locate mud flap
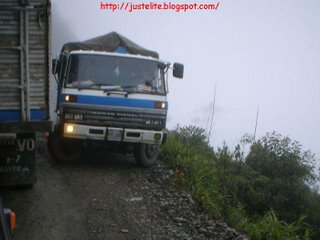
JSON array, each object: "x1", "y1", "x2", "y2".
[{"x1": 0, "y1": 133, "x2": 36, "y2": 186}]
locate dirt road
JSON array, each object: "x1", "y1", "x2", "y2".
[{"x1": 1, "y1": 140, "x2": 247, "y2": 240}]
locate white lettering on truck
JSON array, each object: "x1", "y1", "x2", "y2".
[{"x1": 17, "y1": 138, "x2": 35, "y2": 152}]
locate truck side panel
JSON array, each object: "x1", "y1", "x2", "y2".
[{"x1": 0, "y1": 0, "x2": 51, "y2": 133}]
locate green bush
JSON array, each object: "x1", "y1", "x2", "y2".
[
  {"x1": 240, "y1": 132, "x2": 318, "y2": 227},
  {"x1": 159, "y1": 126, "x2": 318, "y2": 239}
]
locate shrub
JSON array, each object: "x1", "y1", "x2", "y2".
[{"x1": 159, "y1": 127, "x2": 318, "y2": 239}]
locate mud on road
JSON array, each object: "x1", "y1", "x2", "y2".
[{"x1": 1, "y1": 139, "x2": 247, "y2": 240}]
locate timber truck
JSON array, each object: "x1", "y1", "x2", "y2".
[
  {"x1": 0, "y1": 0, "x2": 52, "y2": 186},
  {"x1": 49, "y1": 32, "x2": 183, "y2": 167}
]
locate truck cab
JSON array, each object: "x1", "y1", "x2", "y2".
[{"x1": 49, "y1": 32, "x2": 183, "y2": 167}]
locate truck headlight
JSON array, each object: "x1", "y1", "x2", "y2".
[
  {"x1": 154, "y1": 133, "x2": 162, "y2": 140},
  {"x1": 65, "y1": 124, "x2": 75, "y2": 134}
]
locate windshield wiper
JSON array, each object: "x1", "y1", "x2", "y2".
[
  {"x1": 99, "y1": 85, "x2": 122, "y2": 90},
  {"x1": 120, "y1": 85, "x2": 137, "y2": 89},
  {"x1": 81, "y1": 83, "x2": 122, "y2": 90},
  {"x1": 104, "y1": 90, "x2": 133, "y2": 97}
]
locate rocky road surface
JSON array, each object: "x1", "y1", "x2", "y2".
[{"x1": 1, "y1": 139, "x2": 247, "y2": 240}]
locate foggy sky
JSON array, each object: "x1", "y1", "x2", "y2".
[{"x1": 51, "y1": 0, "x2": 320, "y2": 159}]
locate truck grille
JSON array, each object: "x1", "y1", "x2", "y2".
[{"x1": 62, "y1": 106, "x2": 167, "y2": 130}]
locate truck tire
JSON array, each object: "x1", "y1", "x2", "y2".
[
  {"x1": 134, "y1": 143, "x2": 159, "y2": 168},
  {"x1": 47, "y1": 130, "x2": 82, "y2": 163}
]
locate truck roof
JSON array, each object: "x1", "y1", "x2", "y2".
[{"x1": 61, "y1": 32, "x2": 159, "y2": 59}]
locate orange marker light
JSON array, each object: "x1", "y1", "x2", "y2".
[
  {"x1": 10, "y1": 210, "x2": 16, "y2": 232},
  {"x1": 155, "y1": 102, "x2": 166, "y2": 109},
  {"x1": 4, "y1": 209, "x2": 16, "y2": 232},
  {"x1": 64, "y1": 95, "x2": 77, "y2": 102}
]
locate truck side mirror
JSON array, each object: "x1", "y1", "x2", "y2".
[
  {"x1": 173, "y1": 63, "x2": 184, "y2": 79},
  {"x1": 52, "y1": 59, "x2": 60, "y2": 74}
]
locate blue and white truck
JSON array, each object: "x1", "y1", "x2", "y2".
[
  {"x1": 0, "y1": 0, "x2": 52, "y2": 186},
  {"x1": 48, "y1": 32, "x2": 183, "y2": 167}
]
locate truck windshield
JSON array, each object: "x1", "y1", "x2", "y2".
[{"x1": 64, "y1": 54, "x2": 166, "y2": 95}]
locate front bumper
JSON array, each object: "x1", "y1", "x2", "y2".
[{"x1": 62, "y1": 123, "x2": 163, "y2": 144}]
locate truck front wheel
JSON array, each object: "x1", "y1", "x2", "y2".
[
  {"x1": 134, "y1": 143, "x2": 159, "y2": 168},
  {"x1": 47, "y1": 131, "x2": 83, "y2": 163}
]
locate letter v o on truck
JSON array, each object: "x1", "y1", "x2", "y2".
[{"x1": 48, "y1": 32, "x2": 184, "y2": 167}]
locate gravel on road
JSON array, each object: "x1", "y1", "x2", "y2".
[{"x1": 1, "y1": 140, "x2": 248, "y2": 240}]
